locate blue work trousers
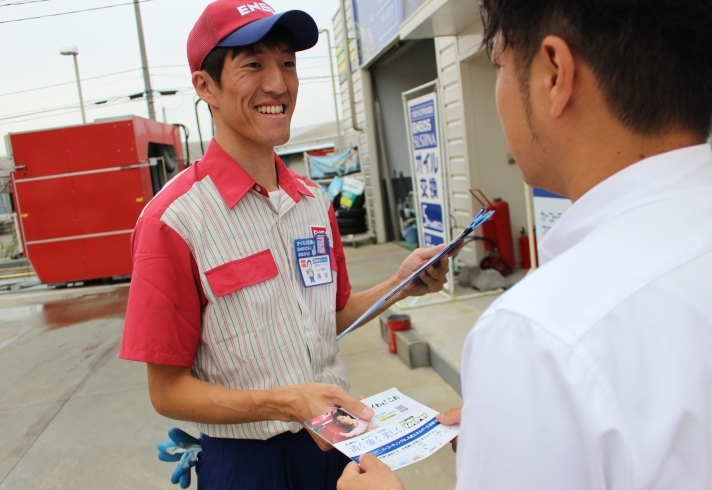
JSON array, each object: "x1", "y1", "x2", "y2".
[{"x1": 196, "y1": 429, "x2": 351, "y2": 490}]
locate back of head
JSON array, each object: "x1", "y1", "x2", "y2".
[{"x1": 480, "y1": 0, "x2": 712, "y2": 138}]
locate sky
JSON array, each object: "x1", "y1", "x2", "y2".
[{"x1": 0, "y1": 0, "x2": 343, "y2": 157}]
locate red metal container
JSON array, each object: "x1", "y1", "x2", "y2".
[
  {"x1": 519, "y1": 227, "x2": 538, "y2": 269},
  {"x1": 387, "y1": 314, "x2": 411, "y2": 354},
  {"x1": 470, "y1": 189, "x2": 515, "y2": 271},
  {"x1": 7, "y1": 116, "x2": 185, "y2": 285}
]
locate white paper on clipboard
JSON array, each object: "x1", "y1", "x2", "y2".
[{"x1": 336, "y1": 208, "x2": 495, "y2": 341}]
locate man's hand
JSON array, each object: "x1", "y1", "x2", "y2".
[
  {"x1": 276, "y1": 383, "x2": 374, "y2": 424},
  {"x1": 436, "y1": 407, "x2": 461, "y2": 452},
  {"x1": 337, "y1": 455, "x2": 405, "y2": 490},
  {"x1": 302, "y1": 422, "x2": 335, "y2": 452},
  {"x1": 395, "y1": 243, "x2": 463, "y2": 298}
]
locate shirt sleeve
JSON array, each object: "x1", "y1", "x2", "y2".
[
  {"x1": 456, "y1": 311, "x2": 632, "y2": 490},
  {"x1": 119, "y1": 216, "x2": 206, "y2": 367},
  {"x1": 329, "y1": 205, "x2": 351, "y2": 311}
]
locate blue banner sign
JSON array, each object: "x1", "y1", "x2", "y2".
[
  {"x1": 352, "y1": 0, "x2": 404, "y2": 63},
  {"x1": 407, "y1": 92, "x2": 449, "y2": 248}
]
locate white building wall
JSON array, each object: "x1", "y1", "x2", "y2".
[
  {"x1": 458, "y1": 48, "x2": 528, "y2": 266},
  {"x1": 434, "y1": 36, "x2": 477, "y2": 266},
  {"x1": 333, "y1": 6, "x2": 387, "y2": 242}
]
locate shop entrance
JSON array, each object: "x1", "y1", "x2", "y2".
[{"x1": 371, "y1": 39, "x2": 438, "y2": 242}]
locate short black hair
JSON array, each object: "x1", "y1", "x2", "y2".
[
  {"x1": 201, "y1": 25, "x2": 295, "y2": 88},
  {"x1": 480, "y1": 0, "x2": 712, "y2": 138}
]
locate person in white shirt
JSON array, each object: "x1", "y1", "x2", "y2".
[{"x1": 337, "y1": 0, "x2": 712, "y2": 489}]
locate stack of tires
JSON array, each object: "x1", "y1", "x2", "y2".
[{"x1": 333, "y1": 193, "x2": 367, "y2": 236}]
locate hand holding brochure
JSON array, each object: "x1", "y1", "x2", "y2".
[
  {"x1": 336, "y1": 208, "x2": 495, "y2": 340},
  {"x1": 304, "y1": 388, "x2": 459, "y2": 470}
]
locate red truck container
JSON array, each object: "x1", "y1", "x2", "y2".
[{"x1": 7, "y1": 116, "x2": 185, "y2": 285}]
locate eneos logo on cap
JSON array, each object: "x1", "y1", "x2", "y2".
[{"x1": 236, "y1": 2, "x2": 276, "y2": 16}]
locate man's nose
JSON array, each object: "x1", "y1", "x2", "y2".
[{"x1": 262, "y1": 64, "x2": 288, "y2": 94}]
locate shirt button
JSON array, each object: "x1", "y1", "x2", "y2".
[{"x1": 254, "y1": 185, "x2": 261, "y2": 192}]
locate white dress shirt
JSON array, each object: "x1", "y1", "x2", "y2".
[{"x1": 456, "y1": 145, "x2": 712, "y2": 489}]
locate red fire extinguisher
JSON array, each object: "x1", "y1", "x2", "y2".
[
  {"x1": 519, "y1": 227, "x2": 538, "y2": 269},
  {"x1": 470, "y1": 189, "x2": 515, "y2": 272}
]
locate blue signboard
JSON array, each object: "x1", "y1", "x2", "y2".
[
  {"x1": 352, "y1": 0, "x2": 404, "y2": 63},
  {"x1": 421, "y1": 203, "x2": 443, "y2": 233},
  {"x1": 407, "y1": 92, "x2": 449, "y2": 249},
  {"x1": 423, "y1": 233, "x2": 444, "y2": 248},
  {"x1": 410, "y1": 100, "x2": 437, "y2": 150},
  {"x1": 532, "y1": 188, "x2": 571, "y2": 266}
]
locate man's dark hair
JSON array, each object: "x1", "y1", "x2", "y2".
[
  {"x1": 480, "y1": 0, "x2": 712, "y2": 137},
  {"x1": 201, "y1": 26, "x2": 295, "y2": 88}
]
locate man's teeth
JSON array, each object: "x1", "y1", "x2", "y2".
[{"x1": 256, "y1": 105, "x2": 284, "y2": 114}]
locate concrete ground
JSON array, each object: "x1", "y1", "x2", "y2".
[{"x1": 0, "y1": 242, "x2": 462, "y2": 490}]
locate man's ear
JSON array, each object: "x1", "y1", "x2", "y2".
[
  {"x1": 539, "y1": 35, "x2": 575, "y2": 119},
  {"x1": 192, "y1": 71, "x2": 219, "y2": 107}
]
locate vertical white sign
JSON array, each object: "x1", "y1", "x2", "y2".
[
  {"x1": 533, "y1": 188, "x2": 571, "y2": 266},
  {"x1": 406, "y1": 92, "x2": 449, "y2": 248}
]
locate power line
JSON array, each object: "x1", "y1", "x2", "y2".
[
  {"x1": 0, "y1": 68, "x2": 142, "y2": 97},
  {"x1": 0, "y1": 0, "x2": 152, "y2": 24},
  {"x1": 0, "y1": 86, "x2": 194, "y2": 122},
  {"x1": 0, "y1": 0, "x2": 52, "y2": 7}
]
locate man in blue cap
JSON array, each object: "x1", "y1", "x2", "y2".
[{"x1": 119, "y1": 1, "x2": 453, "y2": 488}]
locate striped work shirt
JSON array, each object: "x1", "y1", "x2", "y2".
[{"x1": 120, "y1": 140, "x2": 352, "y2": 440}]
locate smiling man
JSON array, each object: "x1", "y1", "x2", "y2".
[
  {"x1": 119, "y1": 1, "x2": 453, "y2": 489},
  {"x1": 338, "y1": 0, "x2": 712, "y2": 489}
]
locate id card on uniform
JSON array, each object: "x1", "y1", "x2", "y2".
[{"x1": 294, "y1": 233, "x2": 333, "y2": 288}]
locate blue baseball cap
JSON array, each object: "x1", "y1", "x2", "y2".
[{"x1": 188, "y1": 0, "x2": 319, "y2": 73}]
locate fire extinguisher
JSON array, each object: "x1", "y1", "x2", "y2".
[
  {"x1": 519, "y1": 227, "x2": 539, "y2": 269},
  {"x1": 469, "y1": 189, "x2": 515, "y2": 272}
]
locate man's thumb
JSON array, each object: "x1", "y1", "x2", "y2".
[
  {"x1": 359, "y1": 454, "x2": 386, "y2": 471},
  {"x1": 436, "y1": 407, "x2": 461, "y2": 426},
  {"x1": 341, "y1": 461, "x2": 362, "y2": 477},
  {"x1": 342, "y1": 396, "x2": 374, "y2": 420}
]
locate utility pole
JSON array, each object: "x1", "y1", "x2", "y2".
[
  {"x1": 133, "y1": 0, "x2": 155, "y2": 120},
  {"x1": 319, "y1": 29, "x2": 343, "y2": 151}
]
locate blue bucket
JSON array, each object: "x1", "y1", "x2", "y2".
[{"x1": 404, "y1": 225, "x2": 418, "y2": 244}]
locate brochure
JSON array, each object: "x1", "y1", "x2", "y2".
[{"x1": 304, "y1": 388, "x2": 459, "y2": 470}]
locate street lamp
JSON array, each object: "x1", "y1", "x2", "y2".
[{"x1": 60, "y1": 46, "x2": 86, "y2": 124}]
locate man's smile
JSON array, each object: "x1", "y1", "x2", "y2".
[{"x1": 255, "y1": 104, "x2": 285, "y2": 114}]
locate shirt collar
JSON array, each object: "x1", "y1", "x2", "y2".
[
  {"x1": 539, "y1": 144, "x2": 712, "y2": 261},
  {"x1": 201, "y1": 139, "x2": 314, "y2": 208}
]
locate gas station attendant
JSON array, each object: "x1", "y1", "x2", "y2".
[{"x1": 118, "y1": 1, "x2": 453, "y2": 489}]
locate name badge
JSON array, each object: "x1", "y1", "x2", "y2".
[{"x1": 294, "y1": 233, "x2": 333, "y2": 288}]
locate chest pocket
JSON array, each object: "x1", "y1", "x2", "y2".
[
  {"x1": 203, "y1": 250, "x2": 285, "y2": 377},
  {"x1": 205, "y1": 249, "x2": 278, "y2": 296}
]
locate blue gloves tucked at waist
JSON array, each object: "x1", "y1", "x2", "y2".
[{"x1": 157, "y1": 428, "x2": 202, "y2": 489}]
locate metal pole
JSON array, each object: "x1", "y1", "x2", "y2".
[
  {"x1": 133, "y1": 0, "x2": 155, "y2": 120},
  {"x1": 72, "y1": 54, "x2": 86, "y2": 124},
  {"x1": 194, "y1": 97, "x2": 205, "y2": 155},
  {"x1": 339, "y1": 0, "x2": 361, "y2": 132},
  {"x1": 319, "y1": 29, "x2": 343, "y2": 151}
]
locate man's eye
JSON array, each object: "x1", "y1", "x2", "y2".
[
  {"x1": 246, "y1": 62, "x2": 261, "y2": 68},
  {"x1": 283, "y1": 61, "x2": 296, "y2": 68}
]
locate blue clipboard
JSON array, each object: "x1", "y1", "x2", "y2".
[{"x1": 336, "y1": 208, "x2": 495, "y2": 341}]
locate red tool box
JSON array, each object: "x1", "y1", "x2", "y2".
[{"x1": 7, "y1": 116, "x2": 185, "y2": 285}]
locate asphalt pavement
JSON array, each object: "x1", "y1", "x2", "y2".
[{"x1": 0, "y1": 243, "x2": 461, "y2": 490}]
